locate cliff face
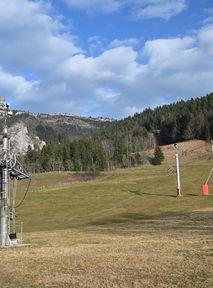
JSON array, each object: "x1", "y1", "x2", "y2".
[{"x1": 9, "y1": 122, "x2": 46, "y2": 155}]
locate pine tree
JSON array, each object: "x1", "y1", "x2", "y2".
[{"x1": 153, "y1": 146, "x2": 164, "y2": 165}]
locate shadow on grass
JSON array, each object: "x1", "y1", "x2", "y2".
[
  {"x1": 91, "y1": 212, "x2": 174, "y2": 226},
  {"x1": 142, "y1": 192, "x2": 176, "y2": 198},
  {"x1": 122, "y1": 189, "x2": 176, "y2": 198},
  {"x1": 125, "y1": 189, "x2": 203, "y2": 198},
  {"x1": 89, "y1": 211, "x2": 213, "y2": 236}
]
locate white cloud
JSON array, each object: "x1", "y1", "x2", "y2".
[
  {"x1": 134, "y1": 24, "x2": 213, "y2": 106},
  {"x1": 0, "y1": 0, "x2": 82, "y2": 109},
  {"x1": 198, "y1": 25, "x2": 213, "y2": 54},
  {"x1": 142, "y1": 36, "x2": 195, "y2": 64},
  {"x1": 63, "y1": 0, "x2": 122, "y2": 14},
  {"x1": 62, "y1": 46, "x2": 139, "y2": 82},
  {"x1": 0, "y1": 0, "x2": 81, "y2": 72},
  {"x1": 63, "y1": 0, "x2": 187, "y2": 19},
  {"x1": 109, "y1": 38, "x2": 139, "y2": 48},
  {"x1": 96, "y1": 87, "x2": 119, "y2": 102},
  {"x1": 132, "y1": 0, "x2": 187, "y2": 20},
  {"x1": 0, "y1": 0, "x2": 213, "y2": 118},
  {"x1": 61, "y1": 25, "x2": 213, "y2": 117},
  {"x1": 0, "y1": 67, "x2": 38, "y2": 100}
]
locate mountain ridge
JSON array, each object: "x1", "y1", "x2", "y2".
[
  {"x1": 0, "y1": 93, "x2": 212, "y2": 170},
  {"x1": 0, "y1": 111, "x2": 115, "y2": 155}
]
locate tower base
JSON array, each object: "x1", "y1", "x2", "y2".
[{"x1": 177, "y1": 188, "x2": 183, "y2": 197}]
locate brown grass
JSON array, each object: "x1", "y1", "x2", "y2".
[
  {"x1": 147, "y1": 139, "x2": 211, "y2": 164},
  {"x1": 0, "y1": 211, "x2": 212, "y2": 288}
]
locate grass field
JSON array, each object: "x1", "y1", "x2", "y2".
[{"x1": 0, "y1": 160, "x2": 213, "y2": 288}]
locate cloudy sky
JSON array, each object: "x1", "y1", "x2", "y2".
[{"x1": 0, "y1": 0, "x2": 213, "y2": 118}]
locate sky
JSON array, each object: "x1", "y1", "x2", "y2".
[{"x1": 0, "y1": 0, "x2": 213, "y2": 118}]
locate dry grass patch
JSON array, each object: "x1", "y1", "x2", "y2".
[{"x1": 0, "y1": 211, "x2": 213, "y2": 288}]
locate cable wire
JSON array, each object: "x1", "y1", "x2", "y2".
[{"x1": 15, "y1": 178, "x2": 32, "y2": 209}]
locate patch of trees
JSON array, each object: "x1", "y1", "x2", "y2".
[{"x1": 24, "y1": 127, "x2": 155, "y2": 173}]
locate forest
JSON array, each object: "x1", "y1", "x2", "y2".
[
  {"x1": 132, "y1": 93, "x2": 213, "y2": 143},
  {"x1": 24, "y1": 93, "x2": 213, "y2": 172}
]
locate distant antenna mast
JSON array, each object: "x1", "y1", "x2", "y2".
[{"x1": 0, "y1": 98, "x2": 30, "y2": 247}]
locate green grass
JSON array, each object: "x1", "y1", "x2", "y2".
[
  {"x1": 15, "y1": 160, "x2": 213, "y2": 232},
  {"x1": 0, "y1": 160, "x2": 212, "y2": 288}
]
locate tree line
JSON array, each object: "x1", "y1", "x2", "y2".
[
  {"x1": 24, "y1": 128, "x2": 155, "y2": 173},
  {"x1": 24, "y1": 93, "x2": 213, "y2": 172}
]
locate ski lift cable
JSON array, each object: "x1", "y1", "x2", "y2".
[{"x1": 14, "y1": 178, "x2": 32, "y2": 209}]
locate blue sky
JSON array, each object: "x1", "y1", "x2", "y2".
[{"x1": 0, "y1": 0, "x2": 213, "y2": 118}]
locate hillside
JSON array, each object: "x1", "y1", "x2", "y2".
[
  {"x1": 1, "y1": 93, "x2": 212, "y2": 170},
  {"x1": 19, "y1": 93, "x2": 213, "y2": 173},
  {"x1": 1, "y1": 161, "x2": 213, "y2": 287},
  {"x1": 0, "y1": 111, "x2": 114, "y2": 155},
  {"x1": 145, "y1": 139, "x2": 212, "y2": 164},
  {"x1": 129, "y1": 92, "x2": 213, "y2": 144}
]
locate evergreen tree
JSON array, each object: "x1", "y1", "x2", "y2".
[{"x1": 153, "y1": 146, "x2": 164, "y2": 165}]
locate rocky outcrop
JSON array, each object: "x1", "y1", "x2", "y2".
[{"x1": 9, "y1": 122, "x2": 46, "y2": 155}]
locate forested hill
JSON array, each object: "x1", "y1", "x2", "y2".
[
  {"x1": 0, "y1": 112, "x2": 114, "y2": 155},
  {"x1": 96, "y1": 92, "x2": 213, "y2": 148},
  {"x1": 24, "y1": 93, "x2": 213, "y2": 172},
  {"x1": 127, "y1": 93, "x2": 213, "y2": 144}
]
